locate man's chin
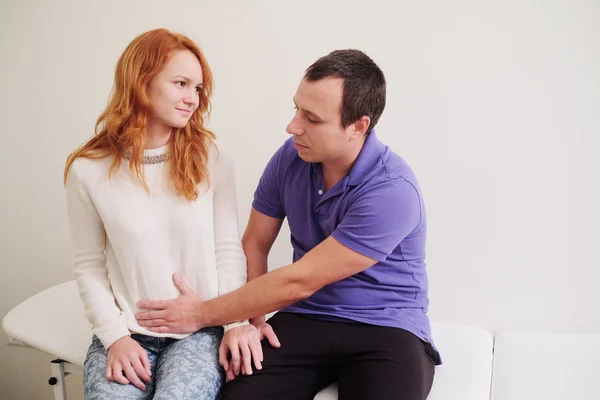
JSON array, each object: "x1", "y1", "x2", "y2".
[{"x1": 296, "y1": 151, "x2": 317, "y2": 163}]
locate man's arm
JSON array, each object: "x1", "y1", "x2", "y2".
[
  {"x1": 244, "y1": 208, "x2": 284, "y2": 283},
  {"x1": 135, "y1": 234, "x2": 376, "y2": 333},
  {"x1": 197, "y1": 235, "x2": 377, "y2": 328}
]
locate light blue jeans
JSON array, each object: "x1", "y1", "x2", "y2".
[{"x1": 84, "y1": 327, "x2": 224, "y2": 399}]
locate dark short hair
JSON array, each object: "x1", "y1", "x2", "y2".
[{"x1": 304, "y1": 49, "x2": 386, "y2": 133}]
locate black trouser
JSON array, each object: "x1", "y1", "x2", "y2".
[{"x1": 221, "y1": 312, "x2": 437, "y2": 400}]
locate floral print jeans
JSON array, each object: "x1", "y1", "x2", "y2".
[{"x1": 83, "y1": 327, "x2": 224, "y2": 399}]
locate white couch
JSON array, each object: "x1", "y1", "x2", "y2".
[{"x1": 3, "y1": 281, "x2": 600, "y2": 400}]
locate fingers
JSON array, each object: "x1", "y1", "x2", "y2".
[
  {"x1": 262, "y1": 324, "x2": 281, "y2": 348},
  {"x1": 249, "y1": 335, "x2": 263, "y2": 371},
  {"x1": 135, "y1": 309, "x2": 167, "y2": 321},
  {"x1": 221, "y1": 325, "x2": 269, "y2": 380},
  {"x1": 122, "y1": 360, "x2": 146, "y2": 391},
  {"x1": 137, "y1": 318, "x2": 168, "y2": 328},
  {"x1": 218, "y1": 343, "x2": 230, "y2": 371},
  {"x1": 110, "y1": 362, "x2": 131, "y2": 385},
  {"x1": 132, "y1": 356, "x2": 151, "y2": 383},
  {"x1": 172, "y1": 273, "x2": 193, "y2": 295},
  {"x1": 229, "y1": 340, "x2": 241, "y2": 376},
  {"x1": 105, "y1": 337, "x2": 152, "y2": 391},
  {"x1": 135, "y1": 300, "x2": 168, "y2": 311},
  {"x1": 225, "y1": 367, "x2": 236, "y2": 382},
  {"x1": 140, "y1": 352, "x2": 152, "y2": 378},
  {"x1": 240, "y1": 339, "x2": 253, "y2": 376}
]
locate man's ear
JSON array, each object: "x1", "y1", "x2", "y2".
[{"x1": 349, "y1": 116, "x2": 371, "y2": 139}]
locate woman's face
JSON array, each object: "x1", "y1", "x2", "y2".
[{"x1": 147, "y1": 50, "x2": 203, "y2": 132}]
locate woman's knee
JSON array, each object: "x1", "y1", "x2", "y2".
[{"x1": 153, "y1": 330, "x2": 225, "y2": 400}]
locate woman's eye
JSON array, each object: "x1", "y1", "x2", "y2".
[{"x1": 176, "y1": 81, "x2": 185, "y2": 87}]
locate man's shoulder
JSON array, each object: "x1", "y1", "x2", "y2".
[
  {"x1": 364, "y1": 145, "x2": 419, "y2": 188},
  {"x1": 383, "y1": 149, "x2": 417, "y2": 179}
]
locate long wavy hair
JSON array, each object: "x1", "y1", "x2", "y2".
[{"x1": 64, "y1": 28, "x2": 215, "y2": 200}]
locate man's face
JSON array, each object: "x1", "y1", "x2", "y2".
[{"x1": 286, "y1": 77, "x2": 353, "y2": 163}]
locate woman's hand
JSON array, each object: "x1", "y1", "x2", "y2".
[
  {"x1": 219, "y1": 324, "x2": 263, "y2": 382},
  {"x1": 106, "y1": 336, "x2": 152, "y2": 391}
]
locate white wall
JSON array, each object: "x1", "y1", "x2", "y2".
[{"x1": 1, "y1": 0, "x2": 597, "y2": 398}]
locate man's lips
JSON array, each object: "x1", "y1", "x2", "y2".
[{"x1": 294, "y1": 142, "x2": 308, "y2": 149}]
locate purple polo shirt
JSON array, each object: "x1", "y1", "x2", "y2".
[{"x1": 252, "y1": 131, "x2": 438, "y2": 359}]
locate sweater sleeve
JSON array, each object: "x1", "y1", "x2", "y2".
[
  {"x1": 66, "y1": 162, "x2": 130, "y2": 348},
  {"x1": 211, "y1": 145, "x2": 250, "y2": 331}
]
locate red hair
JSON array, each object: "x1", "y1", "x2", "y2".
[{"x1": 64, "y1": 28, "x2": 215, "y2": 200}]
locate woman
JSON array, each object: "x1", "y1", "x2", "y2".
[{"x1": 64, "y1": 28, "x2": 259, "y2": 399}]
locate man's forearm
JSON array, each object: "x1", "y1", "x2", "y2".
[{"x1": 199, "y1": 262, "x2": 311, "y2": 328}]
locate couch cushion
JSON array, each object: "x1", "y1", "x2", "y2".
[
  {"x1": 427, "y1": 322, "x2": 494, "y2": 400},
  {"x1": 491, "y1": 331, "x2": 600, "y2": 400},
  {"x1": 2, "y1": 280, "x2": 91, "y2": 366},
  {"x1": 3, "y1": 282, "x2": 496, "y2": 400}
]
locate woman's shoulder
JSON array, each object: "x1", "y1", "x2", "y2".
[
  {"x1": 68, "y1": 155, "x2": 114, "y2": 184},
  {"x1": 206, "y1": 139, "x2": 234, "y2": 169},
  {"x1": 72, "y1": 155, "x2": 113, "y2": 171}
]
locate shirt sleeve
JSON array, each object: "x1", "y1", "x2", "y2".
[
  {"x1": 251, "y1": 144, "x2": 286, "y2": 219},
  {"x1": 66, "y1": 162, "x2": 130, "y2": 349},
  {"x1": 211, "y1": 144, "x2": 250, "y2": 331},
  {"x1": 332, "y1": 177, "x2": 424, "y2": 261}
]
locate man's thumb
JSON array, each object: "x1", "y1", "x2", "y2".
[{"x1": 173, "y1": 273, "x2": 193, "y2": 295}]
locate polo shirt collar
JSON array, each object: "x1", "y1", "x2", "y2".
[{"x1": 347, "y1": 129, "x2": 387, "y2": 186}]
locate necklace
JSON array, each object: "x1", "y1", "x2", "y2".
[{"x1": 120, "y1": 149, "x2": 172, "y2": 164}]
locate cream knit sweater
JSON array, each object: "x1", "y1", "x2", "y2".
[{"x1": 66, "y1": 142, "x2": 248, "y2": 349}]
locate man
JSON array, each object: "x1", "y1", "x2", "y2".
[{"x1": 137, "y1": 49, "x2": 441, "y2": 399}]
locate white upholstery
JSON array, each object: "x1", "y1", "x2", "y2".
[
  {"x1": 2, "y1": 280, "x2": 91, "y2": 367},
  {"x1": 5, "y1": 281, "x2": 496, "y2": 400},
  {"x1": 427, "y1": 322, "x2": 494, "y2": 400},
  {"x1": 3, "y1": 280, "x2": 598, "y2": 400},
  {"x1": 314, "y1": 384, "x2": 338, "y2": 400},
  {"x1": 490, "y1": 331, "x2": 600, "y2": 400}
]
